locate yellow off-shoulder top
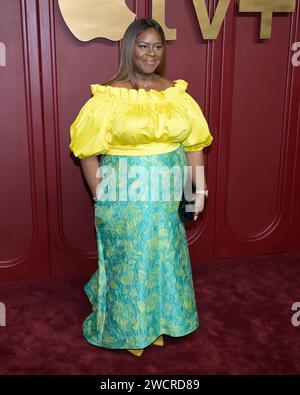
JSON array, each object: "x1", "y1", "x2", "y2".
[{"x1": 69, "y1": 79, "x2": 213, "y2": 158}]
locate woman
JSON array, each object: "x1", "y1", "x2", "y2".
[{"x1": 69, "y1": 18, "x2": 213, "y2": 357}]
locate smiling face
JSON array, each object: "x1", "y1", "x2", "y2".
[{"x1": 132, "y1": 28, "x2": 164, "y2": 76}]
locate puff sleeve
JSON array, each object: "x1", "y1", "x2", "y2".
[
  {"x1": 69, "y1": 85, "x2": 113, "y2": 158},
  {"x1": 180, "y1": 92, "x2": 213, "y2": 152}
]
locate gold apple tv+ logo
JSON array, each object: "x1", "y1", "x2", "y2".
[
  {"x1": 58, "y1": 0, "x2": 136, "y2": 41},
  {"x1": 58, "y1": 0, "x2": 296, "y2": 42}
]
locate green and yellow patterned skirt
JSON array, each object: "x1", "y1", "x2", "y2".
[{"x1": 82, "y1": 145, "x2": 199, "y2": 349}]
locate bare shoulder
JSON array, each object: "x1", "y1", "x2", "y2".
[
  {"x1": 106, "y1": 80, "x2": 132, "y2": 89},
  {"x1": 156, "y1": 75, "x2": 175, "y2": 89},
  {"x1": 104, "y1": 77, "x2": 175, "y2": 90}
]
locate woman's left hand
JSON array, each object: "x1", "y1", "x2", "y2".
[{"x1": 193, "y1": 192, "x2": 205, "y2": 221}]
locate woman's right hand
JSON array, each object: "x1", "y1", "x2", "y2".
[
  {"x1": 193, "y1": 192, "x2": 205, "y2": 220},
  {"x1": 79, "y1": 156, "x2": 100, "y2": 200}
]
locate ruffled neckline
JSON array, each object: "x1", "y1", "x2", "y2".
[{"x1": 90, "y1": 79, "x2": 188, "y2": 101}]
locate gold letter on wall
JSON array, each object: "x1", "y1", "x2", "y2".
[
  {"x1": 58, "y1": 0, "x2": 136, "y2": 41},
  {"x1": 192, "y1": 0, "x2": 230, "y2": 39},
  {"x1": 239, "y1": 0, "x2": 296, "y2": 39},
  {"x1": 152, "y1": 0, "x2": 177, "y2": 40}
]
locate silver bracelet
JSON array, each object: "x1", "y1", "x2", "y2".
[
  {"x1": 93, "y1": 196, "x2": 97, "y2": 202},
  {"x1": 195, "y1": 189, "x2": 208, "y2": 197}
]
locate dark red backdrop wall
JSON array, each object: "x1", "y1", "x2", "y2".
[{"x1": 1, "y1": 0, "x2": 300, "y2": 283}]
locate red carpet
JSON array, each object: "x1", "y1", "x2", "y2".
[{"x1": 0, "y1": 252, "x2": 299, "y2": 375}]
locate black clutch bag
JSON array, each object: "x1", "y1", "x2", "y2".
[{"x1": 178, "y1": 183, "x2": 196, "y2": 223}]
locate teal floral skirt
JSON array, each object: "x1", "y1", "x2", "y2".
[{"x1": 82, "y1": 145, "x2": 199, "y2": 349}]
